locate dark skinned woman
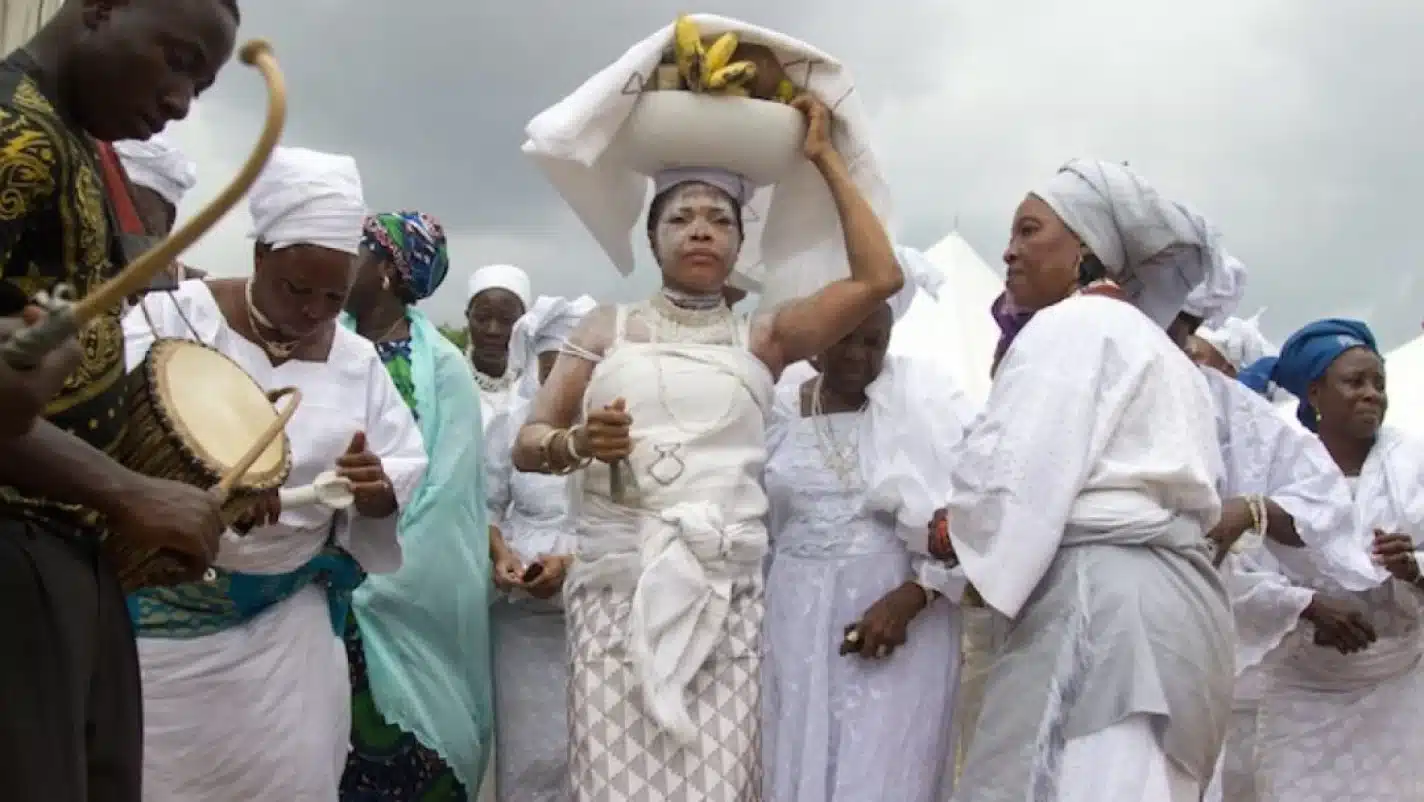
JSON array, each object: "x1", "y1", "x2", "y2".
[
  {"x1": 341, "y1": 211, "x2": 494, "y2": 801},
  {"x1": 466, "y1": 264, "x2": 532, "y2": 430},
  {"x1": 121, "y1": 147, "x2": 427, "y2": 801},
  {"x1": 762, "y1": 246, "x2": 977, "y2": 802},
  {"x1": 1243, "y1": 319, "x2": 1423, "y2": 801}
]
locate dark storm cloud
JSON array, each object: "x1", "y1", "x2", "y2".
[{"x1": 177, "y1": 0, "x2": 1424, "y2": 347}]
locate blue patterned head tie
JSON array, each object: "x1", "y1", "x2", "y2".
[{"x1": 362, "y1": 211, "x2": 450, "y2": 301}]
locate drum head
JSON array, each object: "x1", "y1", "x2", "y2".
[{"x1": 151, "y1": 340, "x2": 289, "y2": 486}]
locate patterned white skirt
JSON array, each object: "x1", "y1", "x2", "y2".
[{"x1": 566, "y1": 581, "x2": 763, "y2": 802}]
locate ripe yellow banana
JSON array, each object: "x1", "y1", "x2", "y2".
[
  {"x1": 707, "y1": 61, "x2": 757, "y2": 92},
  {"x1": 702, "y1": 32, "x2": 739, "y2": 80},
  {"x1": 673, "y1": 15, "x2": 705, "y2": 91},
  {"x1": 775, "y1": 79, "x2": 797, "y2": 104}
]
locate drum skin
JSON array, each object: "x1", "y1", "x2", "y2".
[{"x1": 107, "y1": 338, "x2": 294, "y2": 591}]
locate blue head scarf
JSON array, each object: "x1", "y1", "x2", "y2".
[
  {"x1": 362, "y1": 211, "x2": 450, "y2": 301},
  {"x1": 1239, "y1": 318, "x2": 1378, "y2": 431}
]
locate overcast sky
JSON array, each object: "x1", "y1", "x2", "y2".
[{"x1": 165, "y1": 0, "x2": 1424, "y2": 349}]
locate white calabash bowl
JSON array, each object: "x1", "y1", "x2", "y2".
[{"x1": 605, "y1": 92, "x2": 807, "y2": 187}]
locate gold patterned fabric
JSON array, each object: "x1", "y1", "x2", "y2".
[{"x1": 0, "y1": 52, "x2": 127, "y2": 530}]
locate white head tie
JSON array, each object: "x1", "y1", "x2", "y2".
[
  {"x1": 248, "y1": 146, "x2": 366, "y2": 255},
  {"x1": 467, "y1": 264, "x2": 533, "y2": 310},
  {"x1": 1033, "y1": 158, "x2": 1229, "y2": 329},
  {"x1": 112, "y1": 134, "x2": 196, "y2": 206}
]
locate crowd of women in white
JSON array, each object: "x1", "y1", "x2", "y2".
[{"x1": 108, "y1": 17, "x2": 1424, "y2": 802}]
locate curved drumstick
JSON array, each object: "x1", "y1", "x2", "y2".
[
  {"x1": 0, "y1": 39, "x2": 288, "y2": 369},
  {"x1": 213, "y1": 386, "x2": 301, "y2": 501}
]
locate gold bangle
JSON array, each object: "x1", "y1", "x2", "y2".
[
  {"x1": 565, "y1": 424, "x2": 593, "y2": 468},
  {"x1": 539, "y1": 428, "x2": 571, "y2": 475}
]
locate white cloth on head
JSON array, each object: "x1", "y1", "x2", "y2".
[
  {"x1": 509, "y1": 294, "x2": 597, "y2": 400},
  {"x1": 887, "y1": 244, "x2": 946, "y2": 322},
  {"x1": 521, "y1": 13, "x2": 892, "y2": 311},
  {"x1": 467, "y1": 264, "x2": 533, "y2": 309},
  {"x1": 113, "y1": 134, "x2": 196, "y2": 206},
  {"x1": 248, "y1": 146, "x2": 366, "y2": 255},
  {"x1": 1034, "y1": 159, "x2": 1229, "y2": 329},
  {"x1": 1182, "y1": 251, "x2": 1246, "y2": 327},
  {"x1": 1199, "y1": 309, "x2": 1276, "y2": 370}
]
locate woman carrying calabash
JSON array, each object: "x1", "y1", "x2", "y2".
[{"x1": 514, "y1": 93, "x2": 901, "y2": 801}]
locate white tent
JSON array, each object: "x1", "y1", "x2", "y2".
[
  {"x1": 891, "y1": 231, "x2": 1003, "y2": 404},
  {"x1": 1385, "y1": 333, "x2": 1424, "y2": 434}
]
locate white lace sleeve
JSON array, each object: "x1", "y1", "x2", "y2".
[{"x1": 945, "y1": 300, "x2": 1147, "y2": 618}]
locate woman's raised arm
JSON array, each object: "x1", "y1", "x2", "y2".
[{"x1": 752, "y1": 97, "x2": 902, "y2": 374}]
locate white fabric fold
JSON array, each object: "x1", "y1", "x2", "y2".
[
  {"x1": 248, "y1": 146, "x2": 366, "y2": 255},
  {"x1": 887, "y1": 244, "x2": 945, "y2": 322},
  {"x1": 859, "y1": 353, "x2": 979, "y2": 550},
  {"x1": 508, "y1": 294, "x2": 597, "y2": 401},
  {"x1": 1034, "y1": 159, "x2": 1230, "y2": 329},
  {"x1": 467, "y1": 264, "x2": 532, "y2": 309},
  {"x1": 1198, "y1": 309, "x2": 1276, "y2": 370},
  {"x1": 521, "y1": 13, "x2": 891, "y2": 310},
  {"x1": 1182, "y1": 251, "x2": 1246, "y2": 326},
  {"x1": 113, "y1": 134, "x2": 196, "y2": 206}
]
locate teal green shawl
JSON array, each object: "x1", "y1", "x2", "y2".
[{"x1": 341, "y1": 308, "x2": 493, "y2": 791}]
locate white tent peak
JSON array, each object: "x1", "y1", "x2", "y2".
[{"x1": 890, "y1": 230, "x2": 1004, "y2": 405}]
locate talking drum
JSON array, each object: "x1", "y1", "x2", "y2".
[{"x1": 107, "y1": 338, "x2": 299, "y2": 591}]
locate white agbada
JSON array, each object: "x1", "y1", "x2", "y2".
[
  {"x1": 122, "y1": 282, "x2": 426, "y2": 801},
  {"x1": 467, "y1": 265, "x2": 534, "y2": 431},
  {"x1": 1254, "y1": 426, "x2": 1424, "y2": 802},
  {"x1": 1199, "y1": 367, "x2": 1356, "y2": 802},
  {"x1": 948, "y1": 296, "x2": 1231, "y2": 802}
]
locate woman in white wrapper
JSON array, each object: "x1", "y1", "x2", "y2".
[
  {"x1": 1243, "y1": 319, "x2": 1424, "y2": 802},
  {"x1": 468, "y1": 264, "x2": 534, "y2": 431},
  {"x1": 1168, "y1": 276, "x2": 1374, "y2": 802},
  {"x1": 939, "y1": 159, "x2": 1238, "y2": 802},
  {"x1": 761, "y1": 247, "x2": 976, "y2": 802},
  {"x1": 486, "y1": 294, "x2": 596, "y2": 802},
  {"x1": 121, "y1": 146, "x2": 428, "y2": 802},
  {"x1": 516, "y1": 28, "x2": 901, "y2": 798}
]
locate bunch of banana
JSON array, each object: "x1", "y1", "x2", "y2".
[{"x1": 671, "y1": 15, "x2": 759, "y2": 97}]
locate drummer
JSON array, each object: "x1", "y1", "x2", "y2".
[
  {"x1": 0, "y1": 3, "x2": 237, "y2": 800},
  {"x1": 113, "y1": 134, "x2": 207, "y2": 284},
  {"x1": 121, "y1": 145, "x2": 429, "y2": 802}
]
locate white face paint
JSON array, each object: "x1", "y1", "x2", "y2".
[{"x1": 653, "y1": 182, "x2": 742, "y2": 294}]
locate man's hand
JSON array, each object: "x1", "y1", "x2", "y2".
[
  {"x1": 102, "y1": 474, "x2": 225, "y2": 582},
  {"x1": 0, "y1": 307, "x2": 82, "y2": 439}
]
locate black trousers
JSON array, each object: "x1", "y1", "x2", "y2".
[{"x1": 0, "y1": 517, "x2": 142, "y2": 802}]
